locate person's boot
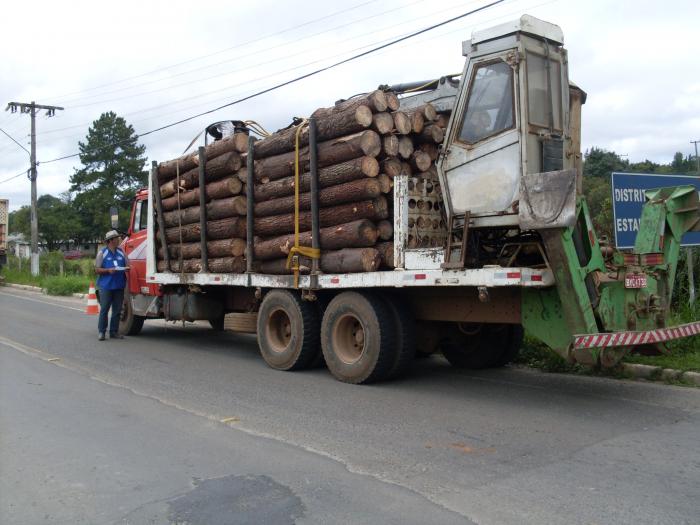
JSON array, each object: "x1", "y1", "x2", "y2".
[
  {"x1": 110, "y1": 333, "x2": 124, "y2": 339},
  {"x1": 98, "y1": 332, "x2": 106, "y2": 341}
]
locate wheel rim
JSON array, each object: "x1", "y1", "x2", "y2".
[
  {"x1": 266, "y1": 308, "x2": 292, "y2": 353},
  {"x1": 333, "y1": 314, "x2": 365, "y2": 364}
]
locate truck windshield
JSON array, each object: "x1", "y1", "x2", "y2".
[{"x1": 459, "y1": 60, "x2": 514, "y2": 144}]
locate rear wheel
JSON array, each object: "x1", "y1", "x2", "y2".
[
  {"x1": 383, "y1": 295, "x2": 416, "y2": 379},
  {"x1": 119, "y1": 291, "x2": 145, "y2": 336},
  {"x1": 257, "y1": 290, "x2": 320, "y2": 371},
  {"x1": 321, "y1": 291, "x2": 396, "y2": 384},
  {"x1": 440, "y1": 323, "x2": 521, "y2": 369}
]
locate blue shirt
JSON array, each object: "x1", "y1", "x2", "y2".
[{"x1": 95, "y1": 247, "x2": 128, "y2": 290}]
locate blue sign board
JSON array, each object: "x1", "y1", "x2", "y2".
[{"x1": 611, "y1": 172, "x2": 700, "y2": 249}]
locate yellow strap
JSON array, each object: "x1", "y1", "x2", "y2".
[{"x1": 285, "y1": 118, "x2": 320, "y2": 287}]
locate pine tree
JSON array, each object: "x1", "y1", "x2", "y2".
[{"x1": 70, "y1": 112, "x2": 147, "y2": 241}]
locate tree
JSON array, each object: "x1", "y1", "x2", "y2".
[
  {"x1": 8, "y1": 206, "x2": 30, "y2": 236},
  {"x1": 582, "y1": 147, "x2": 628, "y2": 178},
  {"x1": 36, "y1": 194, "x2": 82, "y2": 251},
  {"x1": 7, "y1": 195, "x2": 82, "y2": 250},
  {"x1": 70, "y1": 112, "x2": 147, "y2": 241}
]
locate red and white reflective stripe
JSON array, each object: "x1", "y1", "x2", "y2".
[{"x1": 573, "y1": 321, "x2": 700, "y2": 349}]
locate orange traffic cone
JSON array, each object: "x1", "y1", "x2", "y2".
[{"x1": 86, "y1": 282, "x2": 99, "y2": 315}]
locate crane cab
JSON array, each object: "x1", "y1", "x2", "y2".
[{"x1": 437, "y1": 15, "x2": 579, "y2": 229}]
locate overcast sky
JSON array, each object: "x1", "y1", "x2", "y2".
[{"x1": 1, "y1": 0, "x2": 698, "y2": 211}]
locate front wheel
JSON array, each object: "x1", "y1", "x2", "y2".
[
  {"x1": 440, "y1": 323, "x2": 521, "y2": 369},
  {"x1": 119, "y1": 291, "x2": 146, "y2": 335}
]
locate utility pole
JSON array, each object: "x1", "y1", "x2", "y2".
[
  {"x1": 6, "y1": 101, "x2": 64, "y2": 276},
  {"x1": 691, "y1": 140, "x2": 700, "y2": 174}
]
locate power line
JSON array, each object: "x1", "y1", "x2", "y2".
[
  {"x1": 38, "y1": 0, "x2": 503, "y2": 165},
  {"x1": 0, "y1": 127, "x2": 30, "y2": 156},
  {"x1": 56, "y1": 0, "x2": 431, "y2": 108},
  {"x1": 0, "y1": 168, "x2": 30, "y2": 185},
  {"x1": 48, "y1": 0, "x2": 383, "y2": 102}
]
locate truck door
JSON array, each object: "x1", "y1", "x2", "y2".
[
  {"x1": 439, "y1": 50, "x2": 521, "y2": 224},
  {"x1": 123, "y1": 197, "x2": 151, "y2": 295}
]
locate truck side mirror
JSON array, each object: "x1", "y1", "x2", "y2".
[{"x1": 110, "y1": 206, "x2": 119, "y2": 229}]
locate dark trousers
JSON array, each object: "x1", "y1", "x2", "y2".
[{"x1": 98, "y1": 288, "x2": 124, "y2": 335}]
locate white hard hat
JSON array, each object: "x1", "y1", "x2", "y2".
[{"x1": 105, "y1": 230, "x2": 120, "y2": 241}]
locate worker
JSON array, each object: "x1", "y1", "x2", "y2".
[{"x1": 94, "y1": 230, "x2": 130, "y2": 341}]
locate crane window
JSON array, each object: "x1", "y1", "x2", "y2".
[
  {"x1": 527, "y1": 53, "x2": 562, "y2": 130},
  {"x1": 459, "y1": 61, "x2": 514, "y2": 144}
]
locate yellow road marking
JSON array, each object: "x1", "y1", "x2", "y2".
[{"x1": 220, "y1": 417, "x2": 241, "y2": 424}]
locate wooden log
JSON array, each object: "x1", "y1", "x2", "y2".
[
  {"x1": 382, "y1": 135, "x2": 399, "y2": 157},
  {"x1": 392, "y1": 111, "x2": 411, "y2": 135},
  {"x1": 174, "y1": 151, "x2": 242, "y2": 191},
  {"x1": 253, "y1": 105, "x2": 373, "y2": 158},
  {"x1": 254, "y1": 196, "x2": 388, "y2": 237},
  {"x1": 254, "y1": 130, "x2": 381, "y2": 183},
  {"x1": 161, "y1": 177, "x2": 242, "y2": 211},
  {"x1": 420, "y1": 104, "x2": 438, "y2": 122},
  {"x1": 381, "y1": 157, "x2": 402, "y2": 178},
  {"x1": 162, "y1": 196, "x2": 247, "y2": 227},
  {"x1": 419, "y1": 142, "x2": 439, "y2": 162},
  {"x1": 311, "y1": 90, "x2": 387, "y2": 119},
  {"x1": 435, "y1": 113, "x2": 449, "y2": 128},
  {"x1": 376, "y1": 174, "x2": 393, "y2": 194},
  {"x1": 255, "y1": 258, "x2": 301, "y2": 275},
  {"x1": 385, "y1": 91, "x2": 400, "y2": 111},
  {"x1": 376, "y1": 220, "x2": 393, "y2": 241},
  {"x1": 254, "y1": 156, "x2": 378, "y2": 202},
  {"x1": 158, "y1": 152, "x2": 199, "y2": 183},
  {"x1": 254, "y1": 178, "x2": 382, "y2": 218},
  {"x1": 400, "y1": 161, "x2": 413, "y2": 176},
  {"x1": 164, "y1": 217, "x2": 246, "y2": 243},
  {"x1": 376, "y1": 241, "x2": 394, "y2": 268},
  {"x1": 160, "y1": 179, "x2": 181, "y2": 199},
  {"x1": 320, "y1": 247, "x2": 380, "y2": 273},
  {"x1": 157, "y1": 256, "x2": 246, "y2": 274},
  {"x1": 158, "y1": 238, "x2": 247, "y2": 259},
  {"x1": 398, "y1": 136, "x2": 414, "y2": 160},
  {"x1": 157, "y1": 133, "x2": 250, "y2": 182},
  {"x1": 410, "y1": 151, "x2": 432, "y2": 172},
  {"x1": 403, "y1": 108, "x2": 425, "y2": 134},
  {"x1": 258, "y1": 248, "x2": 381, "y2": 274},
  {"x1": 419, "y1": 124, "x2": 444, "y2": 144},
  {"x1": 254, "y1": 219, "x2": 378, "y2": 260},
  {"x1": 371, "y1": 112, "x2": 394, "y2": 135}
]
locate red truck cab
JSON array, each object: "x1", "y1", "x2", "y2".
[{"x1": 122, "y1": 188, "x2": 159, "y2": 298}]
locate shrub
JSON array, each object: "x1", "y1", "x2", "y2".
[{"x1": 42, "y1": 275, "x2": 92, "y2": 296}]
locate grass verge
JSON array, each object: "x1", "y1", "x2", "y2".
[{"x1": 1, "y1": 267, "x2": 92, "y2": 296}]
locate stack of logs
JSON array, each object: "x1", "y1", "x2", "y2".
[{"x1": 155, "y1": 90, "x2": 449, "y2": 274}]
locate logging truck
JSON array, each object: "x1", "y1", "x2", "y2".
[{"x1": 117, "y1": 15, "x2": 700, "y2": 384}]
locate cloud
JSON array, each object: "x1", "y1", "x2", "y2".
[{"x1": 2, "y1": 0, "x2": 699, "y2": 211}]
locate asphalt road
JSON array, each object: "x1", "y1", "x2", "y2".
[{"x1": 1, "y1": 287, "x2": 699, "y2": 525}]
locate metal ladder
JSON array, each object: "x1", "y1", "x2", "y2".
[{"x1": 441, "y1": 211, "x2": 470, "y2": 269}]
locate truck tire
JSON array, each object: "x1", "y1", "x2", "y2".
[
  {"x1": 488, "y1": 324, "x2": 524, "y2": 367},
  {"x1": 208, "y1": 315, "x2": 225, "y2": 331},
  {"x1": 321, "y1": 291, "x2": 396, "y2": 384},
  {"x1": 119, "y1": 291, "x2": 146, "y2": 336},
  {"x1": 440, "y1": 323, "x2": 519, "y2": 369},
  {"x1": 383, "y1": 294, "x2": 416, "y2": 379},
  {"x1": 257, "y1": 290, "x2": 320, "y2": 371}
]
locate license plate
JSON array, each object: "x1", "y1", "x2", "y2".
[{"x1": 625, "y1": 274, "x2": 647, "y2": 289}]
